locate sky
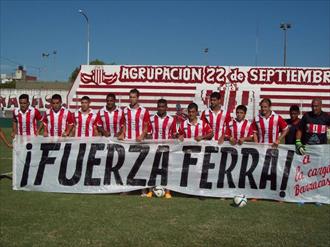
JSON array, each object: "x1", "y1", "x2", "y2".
[{"x1": 0, "y1": 0, "x2": 329, "y2": 81}]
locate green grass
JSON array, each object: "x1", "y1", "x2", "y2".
[{"x1": 1, "y1": 127, "x2": 330, "y2": 247}]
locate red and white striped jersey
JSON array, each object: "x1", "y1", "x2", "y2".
[
  {"x1": 150, "y1": 113, "x2": 177, "y2": 140},
  {"x1": 42, "y1": 107, "x2": 74, "y2": 137},
  {"x1": 178, "y1": 118, "x2": 212, "y2": 139},
  {"x1": 225, "y1": 118, "x2": 253, "y2": 140},
  {"x1": 123, "y1": 105, "x2": 150, "y2": 140},
  {"x1": 201, "y1": 108, "x2": 231, "y2": 140},
  {"x1": 251, "y1": 111, "x2": 288, "y2": 144},
  {"x1": 74, "y1": 109, "x2": 97, "y2": 137},
  {"x1": 13, "y1": 106, "x2": 42, "y2": 136},
  {"x1": 96, "y1": 106, "x2": 124, "y2": 137}
]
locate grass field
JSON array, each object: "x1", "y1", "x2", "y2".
[{"x1": 0, "y1": 127, "x2": 329, "y2": 247}]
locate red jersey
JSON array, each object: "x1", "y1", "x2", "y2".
[
  {"x1": 96, "y1": 106, "x2": 124, "y2": 137},
  {"x1": 42, "y1": 107, "x2": 74, "y2": 137},
  {"x1": 123, "y1": 105, "x2": 150, "y2": 140},
  {"x1": 13, "y1": 106, "x2": 42, "y2": 136},
  {"x1": 150, "y1": 113, "x2": 177, "y2": 140},
  {"x1": 178, "y1": 118, "x2": 212, "y2": 139},
  {"x1": 225, "y1": 118, "x2": 253, "y2": 140},
  {"x1": 74, "y1": 109, "x2": 97, "y2": 137},
  {"x1": 201, "y1": 108, "x2": 231, "y2": 140},
  {"x1": 251, "y1": 111, "x2": 288, "y2": 144}
]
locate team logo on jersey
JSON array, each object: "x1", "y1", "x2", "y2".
[{"x1": 80, "y1": 66, "x2": 118, "y2": 85}]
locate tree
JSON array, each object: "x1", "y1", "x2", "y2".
[{"x1": 68, "y1": 59, "x2": 116, "y2": 82}]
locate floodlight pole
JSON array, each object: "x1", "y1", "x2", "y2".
[
  {"x1": 78, "y1": 9, "x2": 90, "y2": 65},
  {"x1": 280, "y1": 23, "x2": 291, "y2": 67}
]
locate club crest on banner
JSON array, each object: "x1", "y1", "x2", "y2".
[{"x1": 80, "y1": 66, "x2": 118, "y2": 85}]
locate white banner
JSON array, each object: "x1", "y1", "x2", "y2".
[{"x1": 13, "y1": 137, "x2": 330, "y2": 204}]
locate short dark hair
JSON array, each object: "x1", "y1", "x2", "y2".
[
  {"x1": 52, "y1": 94, "x2": 62, "y2": 102},
  {"x1": 157, "y1": 98, "x2": 167, "y2": 106},
  {"x1": 188, "y1": 102, "x2": 198, "y2": 111},
  {"x1": 19, "y1": 94, "x2": 29, "y2": 101},
  {"x1": 289, "y1": 105, "x2": 300, "y2": 112},
  {"x1": 236, "y1": 105, "x2": 247, "y2": 113},
  {"x1": 129, "y1": 88, "x2": 140, "y2": 97},
  {"x1": 106, "y1": 93, "x2": 116, "y2": 100},
  {"x1": 81, "y1": 96, "x2": 90, "y2": 102},
  {"x1": 260, "y1": 98, "x2": 271, "y2": 107},
  {"x1": 210, "y1": 91, "x2": 220, "y2": 99}
]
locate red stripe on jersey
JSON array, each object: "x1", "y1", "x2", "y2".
[
  {"x1": 240, "y1": 120, "x2": 248, "y2": 139},
  {"x1": 154, "y1": 115, "x2": 159, "y2": 139},
  {"x1": 50, "y1": 110, "x2": 55, "y2": 136},
  {"x1": 162, "y1": 116, "x2": 169, "y2": 139},
  {"x1": 187, "y1": 123, "x2": 191, "y2": 138},
  {"x1": 259, "y1": 118, "x2": 265, "y2": 143},
  {"x1": 104, "y1": 111, "x2": 110, "y2": 134},
  {"x1": 233, "y1": 120, "x2": 238, "y2": 140},
  {"x1": 78, "y1": 112, "x2": 82, "y2": 137},
  {"x1": 194, "y1": 123, "x2": 199, "y2": 137},
  {"x1": 127, "y1": 108, "x2": 132, "y2": 139},
  {"x1": 113, "y1": 110, "x2": 118, "y2": 135},
  {"x1": 18, "y1": 113, "x2": 23, "y2": 135},
  {"x1": 135, "y1": 108, "x2": 142, "y2": 138},
  {"x1": 58, "y1": 109, "x2": 64, "y2": 136},
  {"x1": 26, "y1": 110, "x2": 31, "y2": 136},
  {"x1": 269, "y1": 115, "x2": 274, "y2": 144}
]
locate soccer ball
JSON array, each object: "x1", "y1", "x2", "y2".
[
  {"x1": 152, "y1": 186, "x2": 165, "y2": 198},
  {"x1": 233, "y1": 194, "x2": 248, "y2": 207}
]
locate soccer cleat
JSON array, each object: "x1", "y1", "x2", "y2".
[
  {"x1": 146, "y1": 191, "x2": 153, "y2": 198},
  {"x1": 165, "y1": 193, "x2": 172, "y2": 199}
]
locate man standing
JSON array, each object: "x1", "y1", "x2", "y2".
[
  {"x1": 73, "y1": 96, "x2": 98, "y2": 137},
  {"x1": 96, "y1": 93, "x2": 124, "y2": 138},
  {"x1": 201, "y1": 91, "x2": 230, "y2": 144},
  {"x1": 12, "y1": 94, "x2": 42, "y2": 137},
  {"x1": 295, "y1": 98, "x2": 330, "y2": 155},
  {"x1": 42, "y1": 94, "x2": 74, "y2": 137},
  {"x1": 178, "y1": 103, "x2": 213, "y2": 141},
  {"x1": 251, "y1": 98, "x2": 288, "y2": 147},
  {"x1": 147, "y1": 99, "x2": 177, "y2": 199}
]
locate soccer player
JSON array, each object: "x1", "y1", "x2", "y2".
[
  {"x1": 73, "y1": 96, "x2": 98, "y2": 137},
  {"x1": 295, "y1": 98, "x2": 330, "y2": 155},
  {"x1": 118, "y1": 89, "x2": 151, "y2": 197},
  {"x1": 224, "y1": 105, "x2": 253, "y2": 145},
  {"x1": 251, "y1": 98, "x2": 288, "y2": 147},
  {"x1": 42, "y1": 94, "x2": 74, "y2": 137},
  {"x1": 285, "y1": 105, "x2": 301, "y2": 144},
  {"x1": 12, "y1": 94, "x2": 42, "y2": 137},
  {"x1": 146, "y1": 99, "x2": 177, "y2": 199},
  {"x1": 96, "y1": 93, "x2": 124, "y2": 138},
  {"x1": 118, "y1": 89, "x2": 150, "y2": 142},
  {"x1": 201, "y1": 91, "x2": 231, "y2": 144},
  {"x1": 0, "y1": 127, "x2": 12, "y2": 148},
  {"x1": 178, "y1": 103, "x2": 213, "y2": 141}
]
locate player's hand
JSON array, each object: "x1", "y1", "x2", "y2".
[
  {"x1": 272, "y1": 140, "x2": 280, "y2": 148},
  {"x1": 62, "y1": 132, "x2": 67, "y2": 137},
  {"x1": 238, "y1": 137, "x2": 245, "y2": 145},
  {"x1": 229, "y1": 137, "x2": 237, "y2": 145},
  {"x1": 295, "y1": 139, "x2": 306, "y2": 155},
  {"x1": 178, "y1": 135, "x2": 184, "y2": 142},
  {"x1": 218, "y1": 137, "x2": 224, "y2": 145},
  {"x1": 136, "y1": 135, "x2": 143, "y2": 142},
  {"x1": 11, "y1": 132, "x2": 15, "y2": 139},
  {"x1": 195, "y1": 136, "x2": 203, "y2": 142},
  {"x1": 43, "y1": 132, "x2": 48, "y2": 137}
]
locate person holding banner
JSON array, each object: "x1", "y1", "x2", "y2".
[
  {"x1": 224, "y1": 105, "x2": 253, "y2": 145},
  {"x1": 251, "y1": 98, "x2": 288, "y2": 147},
  {"x1": 12, "y1": 94, "x2": 42, "y2": 137},
  {"x1": 41, "y1": 94, "x2": 74, "y2": 137},
  {"x1": 118, "y1": 88, "x2": 151, "y2": 197},
  {"x1": 295, "y1": 98, "x2": 330, "y2": 155},
  {"x1": 200, "y1": 91, "x2": 231, "y2": 144},
  {"x1": 178, "y1": 103, "x2": 213, "y2": 141},
  {"x1": 73, "y1": 96, "x2": 98, "y2": 137},
  {"x1": 96, "y1": 93, "x2": 124, "y2": 137},
  {"x1": 146, "y1": 98, "x2": 177, "y2": 198}
]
